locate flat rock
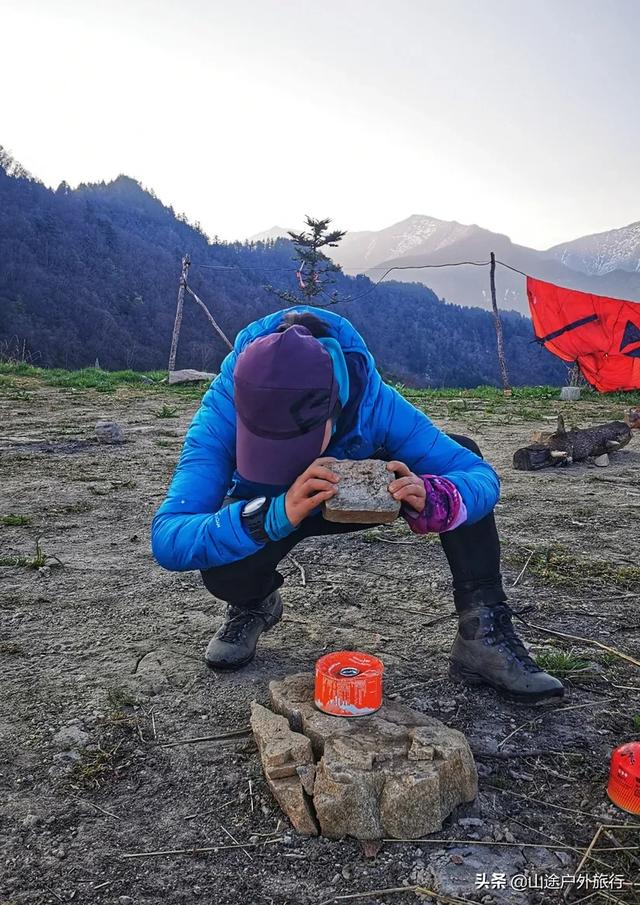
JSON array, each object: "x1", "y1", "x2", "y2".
[
  {"x1": 168, "y1": 369, "x2": 216, "y2": 385},
  {"x1": 560, "y1": 386, "x2": 581, "y2": 401},
  {"x1": 95, "y1": 421, "x2": 125, "y2": 444},
  {"x1": 252, "y1": 673, "x2": 477, "y2": 840},
  {"x1": 52, "y1": 725, "x2": 89, "y2": 749},
  {"x1": 250, "y1": 703, "x2": 318, "y2": 835},
  {"x1": 322, "y1": 459, "x2": 400, "y2": 524}
]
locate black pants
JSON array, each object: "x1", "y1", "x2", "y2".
[{"x1": 201, "y1": 434, "x2": 506, "y2": 613}]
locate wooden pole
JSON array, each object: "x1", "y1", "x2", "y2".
[
  {"x1": 489, "y1": 251, "x2": 512, "y2": 395},
  {"x1": 184, "y1": 285, "x2": 233, "y2": 351},
  {"x1": 168, "y1": 255, "x2": 190, "y2": 372}
]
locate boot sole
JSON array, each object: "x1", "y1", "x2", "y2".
[
  {"x1": 449, "y1": 661, "x2": 565, "y2": 704},
  {"x1": 205, "y1": 604, "x2": 283, "y2": 672},
  {"x1": 205, "y1": 650, "x2": 257, "y2": 672}
]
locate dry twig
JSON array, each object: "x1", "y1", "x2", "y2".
[
  {"x1": 76, "y1": 798, "x2": 121, "y2": 821},
  {"x1": 320, "y1": 886, "x2": 477, "y2": 905},
  {"x1": 484, "y1": 783, "x2": 603, "y2": 820},
  {"x1": 498, "y1": 698, "x2": 615, "y2": 748},
  {"x1": 161, "y1": 727, "x2": 251, "y2": 748},
  {"x1": 516, "y1": 618, "x2": 640, "y2": 669},
  {"x1": 121, "y1": 838, "x2": 282, "y2": 859},
  {"x1": 513, "y1": 548, "x2": 535, "y2": 586},
  {"x1": 287, "y1": 553, "x2": 307, "y2": 587},
  {"x1": 384, "y1": 837, "x2": 578, "y2": 852},
  {"x1": 216, "y1": 821, "x2": 252, "y2": 861}
]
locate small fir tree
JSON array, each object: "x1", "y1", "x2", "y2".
[{"x1": 272, "y1": 216, "x2": 346, "y2": 305}]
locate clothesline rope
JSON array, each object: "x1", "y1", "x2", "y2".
[{"x1": 196, "y1": 257, "x2": 529, "y2": 307}]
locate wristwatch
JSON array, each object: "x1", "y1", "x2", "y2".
[{"x1": 241, "y1": 496, "x2": 270, "y2": 543}]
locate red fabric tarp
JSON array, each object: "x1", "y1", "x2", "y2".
[{"x1": 526, "y1": 276, "x2": 640, "y2": 392}]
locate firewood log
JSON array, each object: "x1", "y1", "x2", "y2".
[{"x1": 513, "y1": 414, "x2": 632, "y2": 471}]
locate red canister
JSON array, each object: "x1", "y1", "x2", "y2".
[
  {"x1": 314, "y1": 651, "x2": 384, "y2": 717},
  {"x1": 607, "y1": 742, "x2": 640, "y2": 815}
]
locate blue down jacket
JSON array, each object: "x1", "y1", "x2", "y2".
[{"x1": 151, "y1": 306, "x2": 500, "y2": 571}]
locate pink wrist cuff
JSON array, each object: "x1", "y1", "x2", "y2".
[{"x1": 401, "y1": 474, "x2": 467, "y2": 534}]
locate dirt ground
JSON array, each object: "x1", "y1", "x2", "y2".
[{"x1": 1, "y1": 376, "x2": 640, "y2": 905}]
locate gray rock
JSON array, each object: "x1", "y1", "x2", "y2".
[
  {"x1": 95, "y1": 420, "x2": 125, "y2": 444},
  {"x1": 168, "y1": 369, "x2": 215, "y2": 385},
  {"x1": 421, "y1": 844, "x2": 528, "y2": 903},
  {"x1": 249, "y1": 703, "x2": 318, "y2": 835},
  {"x1": 560, "y1": 386, "x2": 581, "y2": 401},
  {"x1": 322, "y1": 459, "x2": 400, "y2": 524},
  {"x1": 253, "y1": 673, "x2": 477, "y2": 840},
  {"x1": 52, "y1": 725, "x2": 89, "y2": 749}
]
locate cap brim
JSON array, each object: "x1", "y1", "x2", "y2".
[{"x1": 236, "y1": 419, "x2": 327, "y2": 486}]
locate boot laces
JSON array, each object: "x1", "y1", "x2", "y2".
[
  {"x1": 218, "y1": 606, "x2": 260, "y2": 643},
  {"x1": 482, "y1": 603, "x2": 541, "y2": 673}
]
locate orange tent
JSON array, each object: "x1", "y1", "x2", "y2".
[{"x1": 527, "y1": 277, "x2": 640, "y2": 392}]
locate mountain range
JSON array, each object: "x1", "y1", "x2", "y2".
[
  {"x1": 251, "y1": 215, "x2": 640, "y2": 316},
  {"x1": 0, "y1": 147, "x2": 566, "y2": 387}
]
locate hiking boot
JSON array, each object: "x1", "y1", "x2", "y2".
[
  {"x1": 449, "y1": 601, "x2": 564, "y2": 703},
  {"x1": 205, "y1": 590, "x2": 283, "y2": 671}
]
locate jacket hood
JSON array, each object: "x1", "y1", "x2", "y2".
[
  {"x1": 225, "y1": 306, "x2": 381, "y2": 443},
  {"x1": 232, "y1": 305, "x2": 376, "y2": 366}
]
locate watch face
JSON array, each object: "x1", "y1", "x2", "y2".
[{"x1": 243, "y1": 496, "x2": 267, "y2": 516}]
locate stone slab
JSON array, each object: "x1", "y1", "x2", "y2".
[
  {"x1": 168, "y1": 369, "x2": 216, "y2": 385},
  {"x1": 95, "y1": 421, "x2": 125, "y2": 444},
  {"x1": 252, "y1": 673, "x2": 477, "y2": 840},
  {"x1": 249, "y1": 703, "x2": 318, "y2": 835},
  {"x1": 560, "y1": 386, "x2": 581, "y2": 401},
  {"x1": 322, "y1": 459, "x2": 400, "y2": 524}
]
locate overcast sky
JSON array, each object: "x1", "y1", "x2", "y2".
[{"x1": 3, "y1": 0, "x2": 638, "y2": 248}]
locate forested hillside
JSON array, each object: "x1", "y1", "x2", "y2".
[{"x1": 0, "y1": 151, "x2": 565, "y2": 387}]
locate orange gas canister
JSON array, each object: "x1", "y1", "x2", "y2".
[
  {"x1": 607, "y1": 742, "x2": 640, "y2": 815},
  {"x1": 314, "y1": 651, "x2": 383, "y2": 717}
]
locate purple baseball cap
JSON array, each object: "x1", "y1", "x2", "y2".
[{"x1": 234, "y1": 325, "x2": 339, "y2": 485}]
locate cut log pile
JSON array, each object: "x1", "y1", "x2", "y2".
[{"x1": 513, "y1": 414, "x2": 633, "y2": 471}]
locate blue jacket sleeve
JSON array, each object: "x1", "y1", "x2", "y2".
[
  {"x1": 376, "y1": 384, "x2": 500, "y2": 524},
  {"x1": 150, "y1": 366, "x2": 264, "y2": 571}
]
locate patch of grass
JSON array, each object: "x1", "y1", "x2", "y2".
[
  {"x1": 106, "y1": 687, "x2": 137, "y2": 711},
  {"x1": 155, "y1": 404, "x2": 179, "y2": 419},
  {"x1": 535, "y1": 648, "x2": 590, "y2": 675},
  {"x1": 70, "y1": 688, "x2": 141, "y2": 789},
  {"x1": 510, "y1": 544, "x2": 640, "y2": 591},
  {"x1": 599, "y1": 652, "x2": 619, "y2": 668},
  {"x1": 1, "y1": 514, "x2": 30, "y2": 526},
  {"x1": 514, "y1": 407, "x2": 541, "y2": 421},
  {"x1": 0, "y1": 537, "x2": 63, "y2": 569},
  {"x1": 632, "y1": 715, "x2": 640, "y2": 731},
  {"x1": 0, "y1": 378, "x2": 33, "y2": 401},
  {"x1": 361, "y1": 529, "x2": 384, "y2": 544},
  {"x1": 70, "y1": 744, "x2": 125, "y2": 789},
  {"x1": 0, "y1": 363, "x2": 168, "y2": 393}
]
